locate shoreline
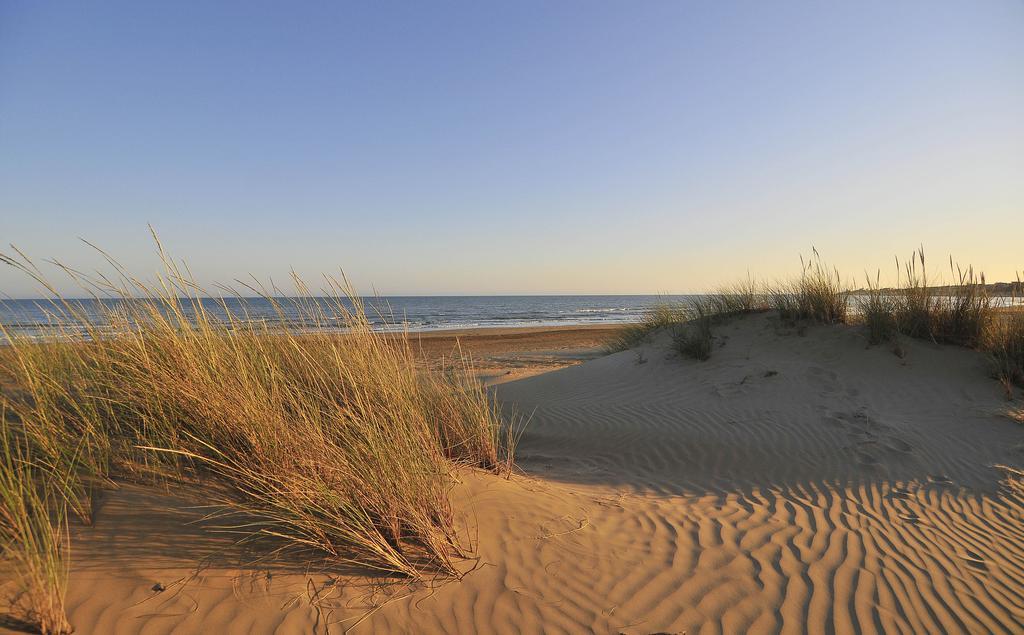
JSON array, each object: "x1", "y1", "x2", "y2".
[{"x1": 407, "y1": 322, "x2": 624, "y2": 338}]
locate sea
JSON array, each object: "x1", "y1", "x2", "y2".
[
  {"x1": 0, "y1": 295, "x2": 689, "y2": 340},
  {"x1": 6, "y1": 294, "x2": 1018, "y2": 341}
]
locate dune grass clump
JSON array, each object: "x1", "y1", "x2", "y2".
[
  {"x1": 608, "y1": 278, "x2": 770, "y2": 356},
  {"x1": 987, "y1": 277, "x2": 1024, "y2": 394},
  {"x1": 0, "y1": 237, "x2": 510, "y2": 580},
  {"x1": 0, "y1": 339, "x2": 111, "y2": 526},
  {"x1": 610, "y1": 246, "x2": 1018, "y2": 393},
  {"x1": 771, "y1": 250, "x2": 848, "y2": 325},
  {"x1": 0, "y1": 413, "x2": 71, "y2": 635},
  {"x1": 863, "y1": 249, "x2": 993, "y2": 348},
  {"x1": 990, "y1": 312, "x2": 1024, "y2": 392},
  {"x1": 606, "y1": 302, "x2": 688, "y2": 352},
  {"x1": 841, "y1": 250, "x2": 1019, "y2": 395},
  {"x1": 704, "y1": 277, "x2": 771, "y2": 317},
  {"x1": 858, "y1": 271, "x2": 898, "y2": 345},
  {"x1": 855, "y1": 253, "x2": 1020, "y2": 394},
  {"x1": 672, "y1": 326, "x2": 712, "y2": 361},
  {"x1": 932, "y1": 259, "x2": 992, "y2": 347},
  {"x1": 892, "y1": 248, "x2": 934, "y2": 340},
  {"x1": 671, "y1": 301, "x2": 713, "y2": 361}
]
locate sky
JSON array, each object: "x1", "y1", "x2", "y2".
[{"x1": 1, "y1": 1, "x2": 1022, "y2": 297}]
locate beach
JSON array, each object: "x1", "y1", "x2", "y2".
[
  {"x1": 4, "y1": 3, "x2": 1021, "y2": 632},
  {"x1": 14, "y1": 314, "x2": 1022, "y2": 634},
  {"x1": 408, "y1": 324, "x2": 620, "y2": 383}
]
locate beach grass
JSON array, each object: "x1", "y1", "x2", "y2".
[
  {"x1": 891, "y1": 248, "x2": 935, "y2": 339},
  {"x1": 608, "y1": 280, "x2": 770, "y2": 360},
  {"x1": 605, "y1": 302, "x2": 689, "y2": 352},
  {"x1": 610, "y1": 248, "x2": 1019, "y2": 394},
  {"x1": 703, "y1": 276, "x2": 771, "y2": 318},
  {"x1": 857, "y1": 270, "x2": 898, "y2": 345},
  {"x1": 772, "y1": 249, "x2": 848, "y2": 325},
  {"x1": 0, "y1": 235, "x2": 512, "y2": 587},
  {"x1": 886, "y1": 249, "x2": 994, "y2": 346},
  {"x1": 931, "y1": 258, "x2": 992, "y2": 347},
  {"x1": 671, "y1": 301, "x2": 713, "y2": 361},
  {"x1": 768, "y1": 249, "x2": 1018, "y2": 393},
  {"x1": 987, "y1": 276, "x2": 1024, "y2": 395},
  {"x1": 0, "y1": 411, "x2": 71, "y2": 635}
]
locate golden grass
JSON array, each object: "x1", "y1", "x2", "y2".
[
  {"x1": 857, "y1": 251, "x2": 1018, "y2": 388},
  {"x1": 932, "y1": 259, "x2": 991, "y2": 347},
  {"x1": 605, "y1": 302, "x2": 689, "y2": 352},
  {"x1": 888, "y1": 249, "x2": 993, "y2": 347},
  {"x1": 986, "y1": 278, "x2": 1024, "y2": 395},
  {"x1": 0, "y1": 411, "x2": 71, "y2": 635},
  {"x1": 857, "y1": 270, "x2": 897, "y2": 345},
  {"x1": 0, "y1": 234, "x2": 513, "y2": 599},
  {"x1": 607, "y1": 279, "x2": 770, "y2": 360},
  {"x1": 707, "y1": 247, "x2": 1019, "y2": 394},
  {"x1": 703, "y1": 276, "x2": 771, "y2": 317},
  {"x1": 892, "y1": 248, "x2": 934, "y2": 339},
  {"x1": 671, "y1": 303, "x2": 713, "y2": 361},
  {"x1": 612, "y1": 248, "x2": 1019, "y2": 392},
  {"x1": 771, "y1": 249, "x2": 848, "y2": 324}
]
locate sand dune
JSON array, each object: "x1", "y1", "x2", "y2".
[{"x1": 14, "y1": 313, "x2": 1023, "y2": 633}]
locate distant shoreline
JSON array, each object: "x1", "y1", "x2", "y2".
[{"x1": 847, "y1": 281, "x2": 1023, "y2": 296}]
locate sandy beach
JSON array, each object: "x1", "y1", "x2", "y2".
[
  {"x1": 13, "y1": 314, "x2": 1020, "y2": 634},
  {"x1": 4, "y1": 4, "x2": 1021, "y2": 633},
  {"x1": 408, "y1": 325, "x2": 620, "y2": 384}
]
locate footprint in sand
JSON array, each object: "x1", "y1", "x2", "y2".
[
  {"x1": 806, "y1": 366, "x2": 841, "y2": 393},
  {"x1": 888, "y1": 487, "x2": 913, "y2": 500},
  {"x1": 928, "y1": 474, "x2": 954, "y2": 485},
  {"x1": 823, "y1": 415, "x2": 846, "y2": 428},
  {"x1": 884, "y1": 437, "x2": 913, "y2": 453},
  {"x1": 851, "y1": 409, "x2": 879, "y2": 430},
  {"x1": 856, "y1": 451, "x2": 879, "y2": 466}
]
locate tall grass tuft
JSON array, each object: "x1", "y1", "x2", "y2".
[
  {"x1": 605, "y1": 302, "x2": 688, "y2": 352},
  {"x1": 988, "y1": 274, "x2": 1024, "y2": 394},
  {"x1": 858, "y1": 270, "x2": 897, "y2": 345},
  {"x1": 705, "y1": 276, "x2": 771, "y2": 317},
  {"x1": 607, "y1": 277, "x2": 771, "y2": 355},
  {"x1": 892, "y1": 248, "x2": 933, "y2": 339},
  {"x1": 671, "y1": 299, "x2": 713, "y2": 361},
  {"x1": 772, "y1": 249, "x2": 847, "y2": 324},
  {"x1": 0, "y1": 235, "x2": 510, "y2": 579},
  {"x1": 0, "y1": 411, "x2": 71, "y2": 635},
  {"x1": 932, "y1": 257, "x2": 991, "y2": 347},
  {"x1": 882, "y1": 249, "x2": 993, "y2": 347}
]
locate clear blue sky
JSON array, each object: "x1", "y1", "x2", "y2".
[{"x1": 2, "y1": 1, "x2": 1021, "y2": 297}]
